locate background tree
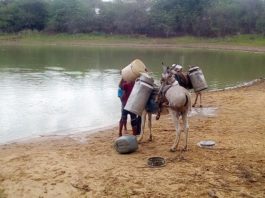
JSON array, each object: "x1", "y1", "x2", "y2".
[
  {"x1": 0, "y1": 0, "x2": 264, "y2": 37},
  {"x1": 46, "y1": 0, "x2": 98, "y2": 33},
  {"x1": 0, "y1": 0, "x2": 48, "y2": 32}
]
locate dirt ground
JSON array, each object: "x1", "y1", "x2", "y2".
[{"x1": 0, "y1": 79, "x2": 264, "y2": 198}]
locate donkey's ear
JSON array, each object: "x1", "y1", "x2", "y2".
[{"x1": 162, "y1": 65, "x2": 167, "y2": 73}]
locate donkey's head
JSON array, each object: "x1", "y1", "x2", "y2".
[
  {"x1": 160, "y1": 66, "x2": 177, "y2": 86},
  {"x1": 156, "y1": 65, "x2": 177, "y2": 104}
]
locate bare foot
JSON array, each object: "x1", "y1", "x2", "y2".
[
  {"x1": 182, "y1": 147, "x2": 188, "y2": 151},
  {"x1": 123, "y1": 129, "x2": 128, "y2": 134}
]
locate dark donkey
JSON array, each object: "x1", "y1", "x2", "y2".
[{"x1": 173, "y1": 65, "x2": 203, "y2": 107}]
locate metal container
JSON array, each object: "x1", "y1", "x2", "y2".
[
  {"x1": 188, "y1": 66, "x2": 208, "y2": 92},
  {"x1": 124, "y1": 74, "x2": 154, "y2": 116},
  {"x1": 114, "y1": 135, "x2": 138, "y2": 154},
  {"x1": 147, "y1": 157, "x2": 166, "y2": 168},
  {"x1": 121, "y1": 59, "x2": 147, "y2": 82}
]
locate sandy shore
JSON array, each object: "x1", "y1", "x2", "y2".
[{"x1": 0, "y1": 79, "x2": 265, "y2": 198}]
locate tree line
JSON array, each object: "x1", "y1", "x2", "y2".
[{"x1": 0, "y1": 0, "x2": 265, "y2": 37}]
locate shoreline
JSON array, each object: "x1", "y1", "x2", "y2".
[
  {"x1": 0, "y1": 78, "x2": 265, "y2": 146},
  {"x1": 1, "y1": 38, "x2": 265, "y2": 53},
  {"x1": 0, "y1": 79, "x2": 265, "y2": 197},
  {"x1": 0, "y1": 123, "x2": 118, "y2": 146},
  {"x1": 1, "y1": 78, "x2": 263, "y2": 147}
]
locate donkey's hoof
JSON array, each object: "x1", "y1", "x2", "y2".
[
  {"x1": 182, "y1": 147, "x2": 188, "y2": 151},
  {"x1": 148, "y1": 135, "x2": 153, "y2": 142},
  {"x1": 170, "y1": 147, "x2": 176, "y2": 152}
]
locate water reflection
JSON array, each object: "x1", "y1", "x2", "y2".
[
  {"x1": 190, "y1": 107, "x2": 218, "y2": 117},
  {"x1": 0, "y1": 45, "x2": 264, "y2": 143},
  {"x1": 0, "y1": 67, "x2": 122, "y2": 143}
]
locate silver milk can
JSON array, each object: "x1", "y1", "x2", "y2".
[
  {"x1": 124, "y1": 73, "x2": 154, "y2": 116},
  {"x1": 114, "y1": 135, "x2": 138, "y2": 154},
  {"x1": 188, "y1": 66, "x2": 208, "y2": 92}
]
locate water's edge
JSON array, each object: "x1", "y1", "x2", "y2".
[{"x1": 1, "y1": 78, "x2": 264, "y2": 146}]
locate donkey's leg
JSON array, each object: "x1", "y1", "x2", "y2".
[
  {"x1": 192, "y1": 92, "x2": 198, "y2": 107},
  {"x1": 137, "y1": 110, "x2": 146, "y2": 142},
  {"x1": 148, "y1": 112, "x2": 153, "y2": 141},
  {"x1": 169, "y1": 109, "x2": 181, "y2": 152},
  {"x1": 182, "y1": 112, "x2": 189, "y2": 151},
  {"x1": 199, "y1": 92, "x2": 202, "y2": 107}
]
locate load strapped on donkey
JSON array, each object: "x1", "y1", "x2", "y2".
[{"x1": 171, "y1": 64, "x2": 208, "y2": 107}]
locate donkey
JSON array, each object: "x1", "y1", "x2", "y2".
[{"x1": 138, "y1": 67, "x2": 191, "y2": 152}]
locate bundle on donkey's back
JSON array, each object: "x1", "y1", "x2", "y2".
[{"x1": 171, "y1": 64, "x2": 208, "y2": 107}]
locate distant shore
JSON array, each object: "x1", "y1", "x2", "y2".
[{"x1": 1, "y1": 33, "x2": 265, "y2": 53}]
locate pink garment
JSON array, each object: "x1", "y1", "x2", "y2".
[{"x1": 121, "y1": 81, "x2": 134, "y2": 105}]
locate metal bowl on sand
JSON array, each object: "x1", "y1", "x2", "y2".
[{"x1": 147, "y1": 157, "x2": 166, "y2": 168}]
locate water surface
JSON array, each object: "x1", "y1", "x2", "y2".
[{"x1": 0, "y1": 45, "x2": 264, "y2": 143}]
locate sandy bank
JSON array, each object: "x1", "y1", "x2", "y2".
[
  {"x1": 1, "y1": 39, "x2": 265, "y2": 53},
  {"x1": 0, "y1": 79, "x2": 265, "y2": 197}
]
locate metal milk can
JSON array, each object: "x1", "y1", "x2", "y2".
[
  {"x1": 188, "y1": 66, "x2": 208, "y2": 92},
  {"x1": 114, "y1": 135, "x2": 138, "y2": 154},
  {"x1": 124, "y1": 73, "x2": 154, "y2": 116}
]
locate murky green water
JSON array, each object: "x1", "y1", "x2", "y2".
[{"x1": 0, "y1": 45, "x2": 264, "y2": 143}]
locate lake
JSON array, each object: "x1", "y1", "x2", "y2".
[{"x1": 0, "y1": 44, "x2": 264, "y2": 144}]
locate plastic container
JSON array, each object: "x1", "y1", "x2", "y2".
[
  {"x1": 188, "y1": 66, "x2": 208, "y2": 92},
  {"x1": 114, "y1": 135, "x2": 138, "y2": 154},
  {"x1": 117, "y1": 87, "x2": 123, "y2": 98},
  {"x1": 124, "y1": 74, "x2": 154, "y2": 116},
  {"x1": 121, "y1": 59, "x2": 147, "y2": 82}
]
